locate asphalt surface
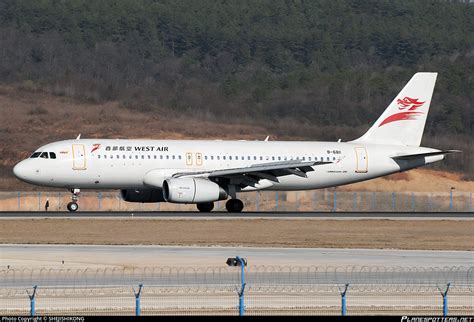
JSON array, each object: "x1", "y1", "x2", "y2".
[{"x1": 0, "y1": 211, "x2": 472, "y2": 219}]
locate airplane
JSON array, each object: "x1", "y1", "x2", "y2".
[{"x1": 13, "y1": 72, "x2": 459, "y2": 212}]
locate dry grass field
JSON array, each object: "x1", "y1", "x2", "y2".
[{"x1": 0, "y1": 219, "x2": 472, "y2": 250}]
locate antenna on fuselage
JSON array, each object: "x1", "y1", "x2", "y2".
[
  {"x1": 76, "y1": 134, "x2": 81, "y2": 140},
  {"x1": 264, "y1": 136, "x2": 270, "y2": 142}
]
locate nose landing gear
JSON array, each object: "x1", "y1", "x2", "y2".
[{"x1": 67, "y1": 189, "x2": 80, "y2": 212}]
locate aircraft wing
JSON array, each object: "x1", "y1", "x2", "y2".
[{"x1": 172, "y1": 160, "x2": 331, "y2": 187}]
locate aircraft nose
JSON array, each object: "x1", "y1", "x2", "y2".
[{"x1": 13, "y1": 160, "x2": 30, "y2": 181}]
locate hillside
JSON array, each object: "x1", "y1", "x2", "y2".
[{"x1": 1, "y1": 85, "x2": 472, "y2": 192}]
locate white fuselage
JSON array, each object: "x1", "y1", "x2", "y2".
[{"x1": 13, "y1": 139, "x2": 443, "y2": 191}]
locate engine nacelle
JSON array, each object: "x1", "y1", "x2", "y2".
[
  {"x1": 163, "y1": 178, "x2": 228, "y2": 203},
  {"x1": 120, "y1": 189, "x2": 165, "y2": 203}
]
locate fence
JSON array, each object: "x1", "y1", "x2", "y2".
[
  {"x1": 1, "y1": 266, "x2": 472, "y2": 316},
  {"x1": 0, "y1": 190, "x2": 472, "y2": 212}
]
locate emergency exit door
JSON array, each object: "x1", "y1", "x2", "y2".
[
  {"x1": 72, "y1": 144, "x2": 86, "y2": 170},
  {"x1": 355, "y1": 147, "x2": 368, "y2": 173}
]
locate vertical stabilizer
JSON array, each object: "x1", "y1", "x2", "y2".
[{"x1": 353, "y1": 72, "x2": 437, "y2": 146}]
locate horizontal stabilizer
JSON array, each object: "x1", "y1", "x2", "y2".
[{"x1": 391, "y1": 150, "x2": 461, "y2": 161}]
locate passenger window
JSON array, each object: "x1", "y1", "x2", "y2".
[
  {"x1": 30, "y1": 152, "x2": 41, "y2": 158},
  {"x1": 179, "y1": 155, "x2": 182, "y2": 160},
  {"x1": 160, "y1": 155, "x2": 163, "y2": 160},
  {"x1": 135, "y1": 155, "x2": 138, "y2": 159},
  {"x1": 211, "y1": 156, "x2": 214, "y2": 160},
  {"x1": 110, "y1": 155, "x2": 113, "y2": 159},
  {"x1": 154, "y1": 155, "x2": 156, "y2": 159},
  {"x1": 166, "y1": 155, "x2": 169, "y2": 160},
  {"x1": 117, "y1": 155, "x2": 120, "y2": 159},
  {"x1": 148, "y1": 155, "x2": 151, "y2": 159},
  {"x1": 141, "y1": 155, "x2": 144, "y2": 159},
  {"x1": 254, "y1": 156, "x2": 257, "y2": 160},
  {"x1": 217, "y1": 156, "x2": 220, "y2": 160},
  {"x1": 49, "y1": 152, "x2": 56, "y2": 159},
  {"x1": 123, "y1": 155, "x2": 126, "y2": 159},
  {"x1": 223, "y1": 156, "x2": 226, "y2": 160},
  {"x1": 104, "y1": 155, "x2": 107, "y2": 159},
  {"x1": 98, "y1": 155, "x2": 101, "y2": 159},
  {"x1": 172, "y1": 155, "x2": 175, "y2": 160},
  {"x1": 229, "y1": 156, "x2": 232, "y2": 160},
  {"x1": 278, "y1": 156, "x2": 281, "y2": 161},
  {"x1": 40, "y1": 152, "x2": 48, "y2": 159}
]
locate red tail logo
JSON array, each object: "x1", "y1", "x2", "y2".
[
  {"x1": 379, "y1": 97, "x2": 425, "y2": 127},
  {"x1": 91, "y1": 143, "x2": 101, "y2": 153}
]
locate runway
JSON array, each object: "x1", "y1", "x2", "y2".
[
  {"x1": 0, "y1": 211, "x2": 472, "y2": 220},
  {"x1": 1, "y1": 244, "x2": 472, "y2": 269}
]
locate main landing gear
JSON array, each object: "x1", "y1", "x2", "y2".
[
  {"x1": 196, "y1": 202, "x2": 214, "y2": 212},
  {"x1": 225, "y1": 199, "x2": 244, "y2": 213},
  {"x1": 67, "y1": 189, "x2": 80, "y2": 212},
  {"x1": 195, "y1": 199, "x2": 244, "y2": 213}
]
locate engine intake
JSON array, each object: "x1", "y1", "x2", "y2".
[
  {"x1": 163, "y1": 178, "x2": 228, "y2": 203},
  {"x1": 120, "y1": 189, "x2": 165, "y2": 203}
]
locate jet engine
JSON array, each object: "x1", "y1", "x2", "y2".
[
  {"x1": 120, "y1": 189, "x2": 165, "y2": 203},
  {"x1": 163, "y1": 178, "x2": 228, "y2": 203}
]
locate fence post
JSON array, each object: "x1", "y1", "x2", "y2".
[
  {"x1": 256, "y1": 192, "x2": 259, "y2": 212},
  {"x1": 438, "y1": 283, "x2": 450, "y2": 317},
  {"x1": 353, "y1": 192, "x2": 357, "y2": 211},
  {"x1": 391, "y1": 192, "x2": 395, "y2": 211},
  {"x1": 237, "y1": 256, "x2": 246, "y2": 316},
  {"x1": 18, "y1": 192, "x2": 21, "y2": 211},
  {"x1": 275, "y1": 191, "x2": 279, "y2": 211},
  {"x1": 295, "y1": 192, "x2": 299, "y2": 211},
  {"x1": 27, "y1": 285, "x2": 37, "y2": 317},
  {"x1": 332, "y1": 191, "x2": 337, "y2": 212},
  {"x1": 133, "y1": 284, "x2": 143, "y2": 316},
  {"x1": 98, "y1": 192, "x2": 102, "y2": 211},
  {"x1": 339, "y1": 283, "x2": 349, "y2": 316},
  {"x1": 449, "y1": 189, "x2": 453, "y2": 210},
  {"x1": 470, "y1": 192, "x2": 473, "y2": 211},
  {"x1": 312, "y1": 191, "x2": 317, "y2": 211}
]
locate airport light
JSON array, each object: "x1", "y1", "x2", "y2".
[{"x1": 226, "y1": 256, "x2": 247, "y2": 316}]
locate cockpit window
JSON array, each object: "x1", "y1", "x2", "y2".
[
  {"x1": 40, "y1": 152, "x2": 49, "y2": 159},
  {"x1": 49, "y1": 152, "x2": 56, "y2": 159},
  {"x1": 30, "y1": 152, "x2": 41, "y2": 158}
]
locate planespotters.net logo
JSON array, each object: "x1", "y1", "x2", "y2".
[{"x1": 379, "y1": 96, "x2": 425, "y2": 127}]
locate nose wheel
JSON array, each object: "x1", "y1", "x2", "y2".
[
  {"x1": 67, "y1": 202, "x2": 79, "y2": 212},
  {"x1": 67, "y1": 188, "x2": 80, "y2": 212},
  {"x1": 226, "y1": 199, "x2": 244, "y2": 213}
]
